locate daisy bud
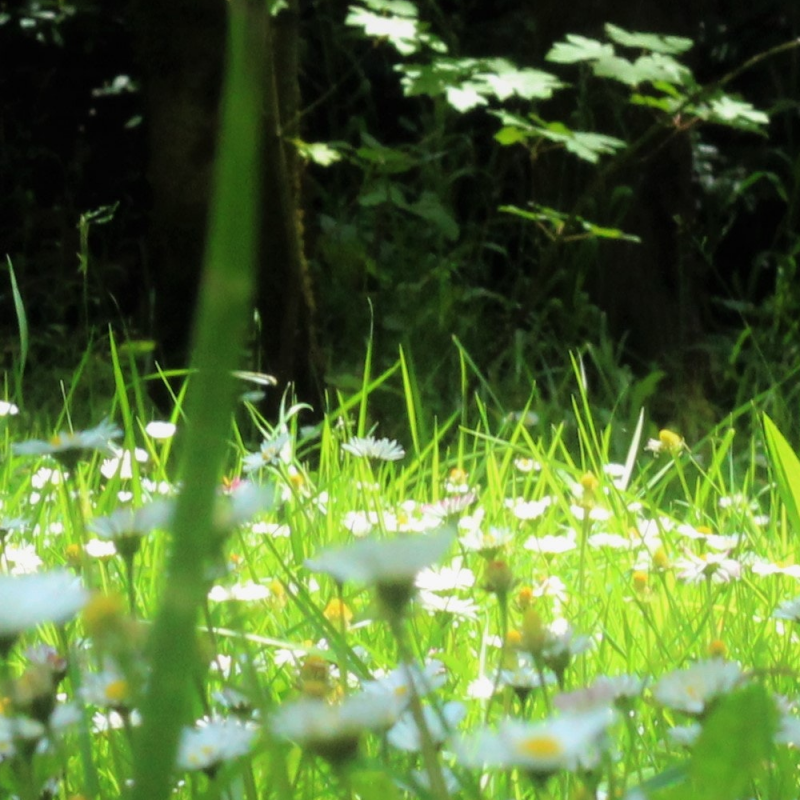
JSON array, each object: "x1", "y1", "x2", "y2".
[
  {"x1": 484, "y1": 559, "x2": 514, "y2": 597},
  {"x1": 521, "y1": 608, "x2": 547, "y2": 658},
  {"x1": 516, "y1": 586, "x2": 534, "y2": 610},
  {"x1": 299, "y1": 655, "x2": 331, "y2": 699},
  {"x1": 324, "y1": 599, "x2": 353, "y2": 629},
  {"x1": 708, "y1": 639, "x2": 727, "y2": 659}
]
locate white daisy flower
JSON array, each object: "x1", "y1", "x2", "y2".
[
  {"x1": 751, "y1": 560, "x2": 800, "y2": 579},
  {"x1": 272, "y1": 692, "x2": 399, "y2": 763},
  {"x1": 177, "y1": 717, "x2": 256, "y2": 773},
  {"x1": 652, "y1": 660, "x2": 742, "y2": 715},
  {"x1": 0, "y1": 571, "x2": 88, "y2": 652},
  {"x1": 387, "y1": 701, "x2": 465, "y2": 751},
  {"x1": 587, "y1": 532, "x2": 632, "y2": 549},
  {"x1": 667, "y1": 723, "x2": 702, "y2": 747},
  {"x1": 80, "y1": 664, "x2": 131, "y2": 709},
  {"x1": 144, "y1": 421, "x2": 177, "y2": 440},
  {"x1": 92, "y1": 709, "x2": 142, "y2": 734},
  {"x1": 461, "y1": 525, "x2": 513, "y2": 556},
  {"x1": 555, "y1": 675, "x2": 644, "y2": 713},
  {"x1": 13, "y1": 419, "x2": 122, "y2": 466},
  {"x1": 454, "y1": 708, "x2": 614, "y2": 777},
  {"x1": 417, "y1": 591, "x2": 479, "y2": 619},
  {"x1": 4, "y1": 544, "x2": 43, "y2": 575},
  {"x1": 674, "y1": 551, "x2": 742, "y2": 584},
  {"x1": 305, "y1": 526, "x2": 455, "y2": 589},
  {"x1": 31, "y1": 467, "x2": 63, "y2": 489},
  {"x1": 207, "y1": 582, "x2": 272, "y2": 603},
  {"x1": 0, "y1": 715, "x2": 46, "y2": 758},
  {"x1": 775, "y1": 714, "x2": 800, "y2": 746},
  {"x1": 0, "y1": 401, "x2": 19, "y2": 417},
  {"x1": 89, "y1": 501, "x2": 170, "y2": 557},
  {"x1": 341, "y1": 435, "x2": 405, "y2": 462},
  {"x1": 773, "y1": 597, "x2": 800, "y2": 622},
  {"x1": 342, "y1": 510, "x2": 376, "y2": 537},
  {"x1": 362, "y1": 660, "x2": 447, "y2": 708},
  {"x1": 100, "y1": 448, "x2": 149, "y2": 480},
  {"x1": 504, "y1": 497, "x2": 552, "y2": 521},
  {"x1": 242, "y1": 430, "x2": 292, "y2": 472},
  {"x1": 415, "y1": 560, "x2": 475, "y2": 592},
  {"x1": 500, "y1": 654, "x2": 556, "y2": 698},
  {"x1": 569, "y1": 504, "x2": 613, "y2": 522},
  {"x1": 85, "y1": 538, "x2": 117, "y2": 559},
  {"x1": 524, "y1": 532, "x2": 577, "y2": 555}
]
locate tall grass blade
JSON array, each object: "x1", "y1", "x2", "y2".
[
  {"x1": 6, "y1": 255, "x2": 29, "y2": 398},
  {"x1": 763, "y1": 413, "x2": 800, "y2": 538},
  {"x1": 130, "y1": 3, "x2": 265, "y2": 799}
]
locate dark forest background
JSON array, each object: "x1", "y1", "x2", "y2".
[{"x1": 1, "y1": 0, "x2": 799, "y2": 437}]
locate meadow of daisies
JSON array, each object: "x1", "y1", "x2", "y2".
[{"x1": 2, "y1": 370, "x2": 800, "y2": 800}]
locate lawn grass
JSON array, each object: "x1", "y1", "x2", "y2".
[{"x1": 1, "y1": 357, "x2": 799, "y2": 800}]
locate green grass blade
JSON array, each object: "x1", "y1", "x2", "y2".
[
  {"x1": 6, "y1": 255, "x2": 29, "y2": 399},
  {"x1": 689, "y1": 684, "x2": 776, "y2": 800},
  {"x1": 129, "y1": 3, "x2": 265, "y2": 799},
  {"x1": 763, "y1": 413, "x2": 800, "y2": 538}
]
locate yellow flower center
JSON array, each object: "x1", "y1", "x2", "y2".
[
  {"x1": 652, "y1": 548, "x2": 669, "y2": 570},
  {"x1": 448, "y1": 468, "x2": 468, "y2": 484},
  {"x1": 517, "y1": 735, "x2": 564, "y2": 759},
  {"x1": 324, "y1": 599, "x2": 353, "y2": 625},
  {"x1": 658, "y1": 429, "x2": 685, "y2": 453},
  {"x1": 105, "y1": 679, "x2": 129, "y2": 704},
  {"x1": 83, "y1": 592, "x2": 126, "y2": 636},
  {"x1": 633, "y1": 570, "x2": 649, "y2": 592},
  {"x1": 708, "y1": 639, "x2": 727, "y2": 658},
  {"x1": 580, "y1": 472, "x2": 599, "y2": 493}
]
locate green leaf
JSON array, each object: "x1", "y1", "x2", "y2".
[
  {"x1": 6, "y1": 256, "x2": 28, "y2": 384},
  {"x1": 446, "y1": 82, "x2": 487, "y2": 111},
  {"x1": 399, "y1": 56, "x2": 561, "y2": 110},
  {"x1": 491, "y1": 114, "x2": 625, "y2": 164},
  {"x1": 630, "y1": 93, "x2": 681, "y2": 113},
  {"x1": 358, "y1": 183, "x2": 406, "y2": 206},
  {"x1": 293, "y1": 140, "x2": 342, "y2": 166},
  {"x1": 689, "y1": 684, "x2": 776, "y2": 800},
  {"x1": 500, "y1": 204, "x2": 640, "y2": 242},
  {"x1": 494, "y1": 126, "x2": 529, "y2": 145},
  {"x1": 593, "y1": 53, "x2": 690, "y2": 86},
  {"x1": 345, "y1": 8, "x2": 419, "y2": 55},
  {"x1": 546, "y1": 34, "x2": 615, "y2": 63},
  {"x1": 350, "y1": 770, "x2": 402, "y2": 800},
  {"x1": 478, "y1": 58, "x2": 563, "y2": 100},
  {"x1": 345, "y1": 2, "x2": 446, "y2": 56},
  {"x1": 763, "y1": 414, "x2": 800, "y2": 538},
  {"x1": 405, "y1": 191, "x2": 459, "y2": 240},
  {"x1": 707, "y1": 95, "x2": 770, "y2": 129},
  {"x1": 605, "y1": 23, "x2": 693, "y2": 55}
]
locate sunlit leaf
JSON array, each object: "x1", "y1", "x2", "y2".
[
  {"x1": 500, "y1": 204, "x2": 640, "y2": 241},
  {"x1": 546, "y1": 34, "x2": 614, "y2": 64},
  {"x1": 605, "y1": 23, "x2": 693, "y2": 55},
  {"x1": 446, "y1": 83, "x2": 487, "y2": 111},
  {"x1": 593, "y1": 53, "x2": 690, "y2": 86},
  {"x1": 345, "y1": 8, "x2": 419, "y2": 54},
  {"x1": 707, "y1": 95, "x2": 770, "y2": 128},
  {"x1": 479, "y1": 59, "x2": 563, "y2": 100},
  {"x1": 294, "y1": 140, "x2": 342, "y2": 166}
]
